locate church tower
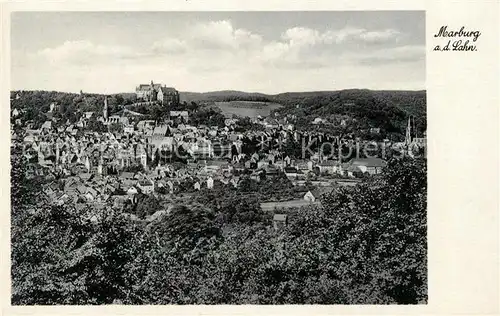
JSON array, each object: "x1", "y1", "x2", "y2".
[
  {"x1": 97, "y1": 156, "x2": 103, "y2": 175},
  {"x1": 37, "y1": 149, "x2": 45, "y2": 165},
  {"x1": 55, "y1": 143, "x2": 60, "y2": 165},
  {"x1": 85, "y1": 156, "x2": 91, "y2": 172},
  {"x1": 103, "y1": 96, "x2": 108, "y2": 121},
  {"x1": 150, "y1": 80, "x2": 155, "y2": 102},
  {"x1": 137, "y1": 144, "x2": 148, "y2": 170},
  {"x1": 405, "y1": 116, "x2": 412, "y2": 146}
]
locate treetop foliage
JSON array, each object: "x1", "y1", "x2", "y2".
[{"x1": 11, "y1": 148, "x2": 427, "y2": 304}]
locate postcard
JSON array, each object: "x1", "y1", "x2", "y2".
[{"x1": 1, "y1": 1, "x2": 498, "y2": 315}]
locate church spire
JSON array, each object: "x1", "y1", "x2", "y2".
[
  {"x1": 103, "y1": 96, "x2": 108, "y2": 120},
  {"x1": 405, "y1": 115, "x2": 412, "y2": 146}
]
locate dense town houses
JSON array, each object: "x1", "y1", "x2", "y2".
[{"x1": 11, "y1": 87, "x2": 426, "y2": 217}]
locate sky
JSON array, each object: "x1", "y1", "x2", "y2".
[{"x1": 11, "y1": 11, "x2": 425, "y2": 94}]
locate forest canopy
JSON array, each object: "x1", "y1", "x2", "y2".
[{"x1": 11, "y1": 149, "x2": 427, "y2": 305}]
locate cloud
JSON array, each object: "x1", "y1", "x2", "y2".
[
  {"x1": 35, "y1": 40, "x2": 138, "y2": 65},
  {"x1": 151, "y1": 38, "x2": 187, "y2": 54},
  {"x1": 185, "y1": 20, "x2": 263, "y2": 51},
  {"x1": 323, "y1": 27, "x2": 366, "y2": 44},
  {"x1": 281, "y1": 27, "x2": 322, "y2": 46},
  {"x1": 358, "y1": 29, "x2": 401, "y2": 43},
  {"x1": 252, "y1": 25, "x2": 404, "y2": 67},
  {"x1": 355, "y1": 45, "x2": 425, "y2": 65},
  {"x1": 280, "y1": 26, "x2": 401, "y2": 46},
  {"x1": 15, "y1": 20, "x2": 423, "y2": 93},
  {"x1": 31, "y1": 22, "x2": 407, "y2": 69}
]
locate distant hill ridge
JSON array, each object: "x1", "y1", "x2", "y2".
[
  {"x1": 179, "y1": 89, "x2": 425, "y2": 102},
  {"x1": 11, "y1": 88, "x2": 426, "y2": 137},
  {"x1": 12, "y1": 89, "x2": 425, "y2": 101},
  {"x1": 11, "y1": 88, "x2": 426, "y2": 119},
  {"x1": 179, "y1": 89, "x2": 425, "y2": 115}
]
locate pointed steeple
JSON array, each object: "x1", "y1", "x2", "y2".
[
  {"x1": 150, "y1": 80, "x2": 155, "y2": 102},
  {"x1": 85, "y1": 156, "x2": 91, "y2": 172},
  {"x1": 103, "y1": 96, "x2": 108, "y2": 120},
  {"x1": 98, "y1": 156, "x2": 103, "y2": 175},
  {"x1": 56, "y1": 142, "x2": 60, "y2": 165},
  {"x1": 405, "y1": 116, "x2": 412, "y2": 146}
]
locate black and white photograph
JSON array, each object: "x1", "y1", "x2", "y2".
[{"x1": 10, "y1": 11, "x2": 427, "y2": 305}]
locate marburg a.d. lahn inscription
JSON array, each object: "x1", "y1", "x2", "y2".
[{"x1": 433, "y1": 26, "x2": 481, "y2": 51}]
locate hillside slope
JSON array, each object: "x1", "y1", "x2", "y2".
[{"x1": 271, "y1": 89, "x2": 426, "y2": 136}]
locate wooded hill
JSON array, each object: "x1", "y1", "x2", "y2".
[
  {"x1": 11, "y1": 89, "x2": 426, "y2": 139},
  {"x1": 180, "y1": 89, "x2": 426, "y2": 133}
]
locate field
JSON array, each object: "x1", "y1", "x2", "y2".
[
  {"x1": 260, "y1": 199, "x2": 320, "y2": 211},
  {"x1": 213, "y1": 101, "x2": 282, "y2": 118}
]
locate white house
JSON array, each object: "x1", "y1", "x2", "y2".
[
  {"x1": 258, "y1": 160, "x2": 271, "y2": 168},
  {"x1": 166, "y1": 180, "x2": 174, "y2": 193},
  {"x1": 317, "y1": 160, "x2": 341, "y2": 174},
  {"x1": 137, "y1": 179, "x2": 154, "y2": 194},
  {"x1": 41, "y1": 121, "x2": 52, "y2": 131},
  {"x1": 127, "y1": 187, "x2": 138, "y2": 195},
  {"x1": 284, "y1": 167, "x2": 298, "y2": 180},
  {"x1": 312, "y1": 117, "x2": 325, "y2": 125},
  {"x1": 85, "y1": 190, "x2": 97, "y2": 202},
  {"x1": 207, "y1": 177, "x2": 214, "y2": 189},
  {"x1": 194, "y1": 182, "x2": 201, "y2": 191},
  {"x1": 303, "y1": 190, "x2": 317, "y2": 202},
  {"x1": 348, "y1": 158, "x2": 387, "y2": 175},
  {"x1": 304, "y1": 188, "x2": 331, "y2": 202},
  {"x1": 230, "y1": 177, "x2": 240, "y2": 188},
  {"x1": 294, "y1": 160, "x2": 314, "y2": 173},
  {"x1": 273, "y1": 214, "x2": 288, "y2": 231}
]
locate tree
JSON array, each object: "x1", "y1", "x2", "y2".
[
  {"x1": 195, "y1": 188, "x2": 265, "y2": 225},
  {"x1": 11, "y1": 147, "x2": 43, "y2": 213},
  {"x1": 134, "y1": 194, "x2": 162, "y2": 219},
  {"x1": 114, "y1": 94, "x2": 125, "y2": 106},
  {"x1": 318, "y1": 157, "x2": 427, "y2": 303},
  {"x1": 187, "y1": 101, "x2": 198, "y2": 112},
  {"x1": 122, "y1": 164, "x2": 144, "y2": 173},
  {"x1": 109, "y1": 123, "x2": 123, "y2": 134},
  {"x1": 11, "y1": 116, "x2": 427, "y2": 305},
  {"x1": 126, "y1": 203, "x2": 223, "y2": 304},
  {"x1": 86, "y1": 117, "x2": 107, "y2": 133},
  {"x1": 12, "y1": 202, "x2": 143, "y2": 305},
  {"x1": 190, "y1": 108, "x2": 226, "y2": 127},
  {"x1": 282, "y1": 138, "x2": 302, "y2": 159}
]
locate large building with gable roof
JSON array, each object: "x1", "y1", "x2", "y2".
[{"x1": 135, "y1": 80, "x2": 180, "y2": 106}]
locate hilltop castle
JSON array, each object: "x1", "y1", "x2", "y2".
[{"x1": 135, "y1": 80, "x2": 180, "y2": 106}]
